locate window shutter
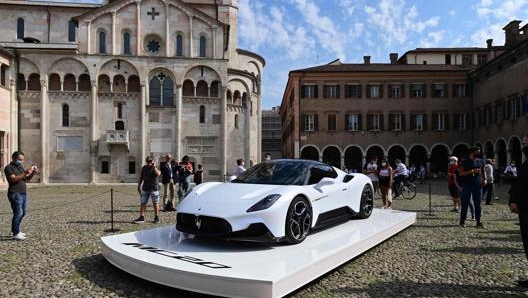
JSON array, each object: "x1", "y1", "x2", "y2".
[
  {"x1": 379, "y1": 85, "x2": 384, "y2": 98},
  {"x1": 345, "y1": 114, "x2": 350, "y2": 130},
  {"x1": 300, "y1": 86, "x2": 305, "y2": 98},
  {"x1": 445, "y1": 113, "x2": 449, "y2": 130},
  {"x1": 422, "y1": 84, "x2": 427, "y2": 98},
  {"x1": 314, "y1": 114, "x2": 319, "y2": 131},
  {"x1": 423, "y1": 114, "x2": 428, "y2": 130},
  {"x1": 358, "y1": 114, "x2": 363, "y2": 130},
  {"x1": 380, "y1": 114, "x2": 384, "y2": 131},
  {"x1": 444, "y1": 83, "x2": 448, "y2": 97},
  {"x1": 389, "y1": 114, "x2": 394, "y2": 129},
  {"x1": 314, "y1": 85, "x2": 318, "y2": 98},
  {"x1": 336, "y1": 86, "x2": 340, "y2": 98},
  {"x1": 301, "y1": 114, "x2": 306, "y2": 131},
  {"x1": 402, "y1": 114, "x2": 406, "y2": 130},
  {"x1": 401, "y1": 85, "x2": 405, "y2": 98},
  {"x1": 358, "y1": 85, "x2": 362, "y2": 98}
]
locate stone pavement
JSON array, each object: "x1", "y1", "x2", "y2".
[{"x1": 0, "y1": 181, "x2": 527, "y2": 298}]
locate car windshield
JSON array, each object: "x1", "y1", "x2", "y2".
[{"x1": 232, "y1": 161, "x2": 308, "y2": 185}]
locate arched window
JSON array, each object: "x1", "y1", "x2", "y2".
[
  {"x1": 210, "y1": 81, "x2": 219, "y2": 97},
  {"x1": 123, "y1": 32, "x2": 131, "y2": 55},
  {"x1": 48, "y1": 74, "x2": 60, "y2": 91},
  {"x1": 28, "y1": 73, "x2": 41, "y2": 91},
  {"x1": 17, "y1": 73, "x2": 26, "y2": 90},
  {"x1": 98, "y1": 74, "x2": 110, "y2": 92},
  {"x1": 62, "y1": 104, "x2": 70, "y2": 127},
  {"x1": 127, "y1": 75, "x2": 140, "y2": 92},
  {"x1": 148, "y1": 71, "x2": 174, "y2": 106},
  {"x1": 99, "y1": 31, "x2": 106, "y2": 54},
  {"x1": 17, "y1": 18, "x2": 24, "y2": 39},
  {"x1": 64, "y1": 74, "x2": 76, "y2": 91},
  {"x1": 68, "y1": 20, "x2": 76, "y2": 42},
  {"x1": 234, "y1": 114, "x2": 239, "y2": 129},
  {"x1": 176, "y1": 34, "x2": 183, "y2": 57},
  {"x1": 78, "y1": 74, "x2": 91, "y2": 91},
  {"x1": 115, "y1": 120, "x2": 124, "y2": 130},
  {"x1": 182, "y1": 79, "x2": 194, "y2": 96},
  {"x1": 196, "y1": 80, "x2": 208, "y2": 97},
  {"x1": 199, "y1": 105, "x2": 205, "y2": 123},
  {"x1": 199, "y1": 36, "x2": 206, "y2": 57},
  {"x1": 113, "y1": 75, "x2": 126, "y2": 92}
]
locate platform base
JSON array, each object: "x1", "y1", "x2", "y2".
[{"x1": 101, "y1": 209, "x2": 415, "y2": 298}]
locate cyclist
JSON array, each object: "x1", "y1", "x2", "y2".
[{"x1": 392, "y1": 159, "x2": 409, "y2": 198}]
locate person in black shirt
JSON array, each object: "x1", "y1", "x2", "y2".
[
  {"x1": 134, "y1": 156, "x2": 161, "y2": 223},
  {"x1": 4, "y1": 151, "x2": 37, "y2": 240},
  {"x1": 160, "y1": 154, "x2": 176, "y2": 212},
  {"x1": 458, "y1": 147, "x2": 486, "y2": 228},
  {"x1": 509, "y1": 134, "x2": 528, "y2": 287}
]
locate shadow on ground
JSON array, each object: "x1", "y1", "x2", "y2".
[{"x1": 73, "y1": 254, "x2": 218, "y2": 298}]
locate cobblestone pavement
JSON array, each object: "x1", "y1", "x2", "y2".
[{"x1": 0, "y1": 180, "x2": 527, "y2": 298}]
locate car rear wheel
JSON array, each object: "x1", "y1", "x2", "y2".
[
  {"x1": 358, "y1": 185, "x2": 374, "y2": 219},
  {"x1": 285, "y1": 196, "x2": 312, "y2": 244}
]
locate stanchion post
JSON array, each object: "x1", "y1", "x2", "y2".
[
  {"x1": 105, "y1": 188, "x2": 121, "y2": 233},
  {"x1": 428, "y1": 183, "x2": 432, "y2": 216}
]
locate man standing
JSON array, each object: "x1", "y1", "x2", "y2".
[
  {"x1": 160, "y1": 154, "x2": 176, "y2": 212},
  {"x1": 459, "y1": 147, "x2": 486, "y2": 228},
  {"x1": 392, "y1": 159, "x2": 409, "y2": 198},
  {"x1": 509, "y1": 134, "x2": 528, "y2": 287},
  {"x1": 177, "y1": 155, "x2": 193, "y2": 200},
  {"x1": 134, "y1": 156, "x2": 161, "y2": 224},
  {"x1": 4, "y1": 151, "x2": 37, "y2": 240}
]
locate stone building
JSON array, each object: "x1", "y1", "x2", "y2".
[
  {"x1": 0, "y1": 47, "x2": 14, "y2": 187},
  {"x1": 280, "y1": 20, "x2": 527, "y2": 175},
  {"x1": 0, "y1": 0, "x2": 264, "y2": 183},
  {"x1": 261, "y1": 106, "x2": 281, "y2": 162}
]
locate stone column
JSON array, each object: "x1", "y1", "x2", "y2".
[
  {"x1": 165, "y1": 2, "x2": 170, "y2": 57},
  {"x1": 221, "y1": 86, "x2": 227, "y2": 178},
  {"x1": 341, "y1": 155, "x2": 345, "y2": 170},
  {"x1": 40, "y1": 77, "x2": 48, "y2": 184},
  {"x1": 111, "y1": 11, "x2": 117, "y2": 55},
  {"x1": 244, "y1": 96, "x2": 250, "y2": 164},
  {"x1": 9, "y1": 80, "x2": 17, "y2": 152},
  {"x1": 405, "y1": 155, "x2": 410, "y2": 168},
  {"x1": 175, "y1": 84, "x2": 182, "y2": 160},
  {"x1": 136, "y1": 1, "x2": 141, "y2": 55},
  {"x1": 212, "y1": 27, "x2": 217, "y2": 59},
  {"x1": 256, "y1": 94, "x2": 262, "y2": 161},
  {"x1": 426, "y1": 155, "x2": 431, "y2": 175},
  {"x1": 90, "y1": 80, "x2": 98, "y2": 183},
  {"x1": 140, "y1": 81, "x2": 146, "y2": 164},
  {"x1": 87, "y1": 21, "x2": 91, "y2": 54},
  {"x1": 507, "y1": 149, "x2": 512, "y2": 165},
  {"x1": 189, "y1": 16, "x2": 194, "y2": 57}
]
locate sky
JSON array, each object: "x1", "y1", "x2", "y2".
[{"x1": 237, "y1": 0, "x2": 528, "y2": 109}]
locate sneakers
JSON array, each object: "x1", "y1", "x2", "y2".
[
  {"x1": 460, "y1": 221, "x2": 466, "y2": 227},
  {"x1": 153, "y1": 216, "x2": 160, "y2": 224},
  {"x1": 133, "y1": 216, "x2": 145, "y2": 224},
  {"x1": 13, "y1": 233, "x2": 26, "y2": 241},
  {"x1": 476, "y1": 222, "x2": 485, "y2": 229}
]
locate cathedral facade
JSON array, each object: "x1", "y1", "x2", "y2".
[{"x1": 0, "y1": 0, "x2": 264, "y2": 184}]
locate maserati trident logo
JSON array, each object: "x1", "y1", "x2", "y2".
[{"x1": 195, "y1": 216, "x2": 202, "y2": 229}]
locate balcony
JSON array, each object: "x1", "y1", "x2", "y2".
[{"x1": 106, "y1": 130, "x2": 129, "y2": 150}]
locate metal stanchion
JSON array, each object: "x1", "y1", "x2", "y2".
[{"x1": 105, "y1": 188, "x2": 121, "y2": 232}]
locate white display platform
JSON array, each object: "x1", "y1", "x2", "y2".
[{"x1": 101, "y1": 209, "x2": 415, "y2": 298}]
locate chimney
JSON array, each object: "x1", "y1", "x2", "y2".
[
  {"x1": 389, "y1": 53, "x2": 398, "y2": 64},
  {"x1": 486, "y1": 39, "x2": 493, "y2": 48},
  {"x1": 363, "y1": 55, "x2": 371, "y2": 65},
  {"x1": 503, "y1": 20, "x2": 522, "y2": 47}
]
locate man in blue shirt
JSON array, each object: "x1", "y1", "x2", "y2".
[{"x1": 458, "y1": 147, "x2": 486, "y2": 228}]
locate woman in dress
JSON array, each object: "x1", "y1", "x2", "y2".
[{"x1": 378, "y1": 158, "x2": 393, "y2": 209}]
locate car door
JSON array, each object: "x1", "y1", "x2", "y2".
[{"x1": 308, "y1": 164, "x2": 341, "y2": 213}]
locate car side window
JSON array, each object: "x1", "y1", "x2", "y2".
[{"x1": 308, "y1": 165, "x2": 338, "y2": 184}]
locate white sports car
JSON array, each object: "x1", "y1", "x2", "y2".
[{"x1": 176, "y1": 159, "x2": 374, "y2": 244}]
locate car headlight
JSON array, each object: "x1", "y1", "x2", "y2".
[{"x1": 246, "y1": 194, "x2": 281, "y2": 212}]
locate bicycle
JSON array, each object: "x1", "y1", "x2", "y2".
[{"x1": 396, "y1": 179, "x2": 417, "y2": 200}]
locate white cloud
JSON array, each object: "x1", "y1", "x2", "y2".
[{"x1": 470, "y1": 22, "x2": 506, "y2": 46}]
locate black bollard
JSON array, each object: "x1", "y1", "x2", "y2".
[
  {"x1": 105, "y1": 188, "x2": 121, "y2": 232},
  {"x1": 427, "y1": 183, "x2": 433, "y2": 216}
]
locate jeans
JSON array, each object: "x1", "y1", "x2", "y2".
[
  {"x1": 178, "y1": 176, "x2": 191, "y2": 198},
  {"x1": 8, "y1": 192, "x2": 27, "y2": 235},
  {"x1": 483, "y1": 182, "x2": 494, "y2": 204},
  {"x1": 460, "y1": 184, "x2": 482, "y2": 223}
]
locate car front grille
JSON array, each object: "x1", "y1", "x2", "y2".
[{"x1": 176, "y1": 213, "x2": 232, "y2": 236}]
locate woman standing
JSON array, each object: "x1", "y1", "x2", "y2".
[{"x1": 378, "y1": 158, "x2": 393, "y2": 209}]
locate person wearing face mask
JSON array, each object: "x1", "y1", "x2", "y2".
[
  {"x1": 483, "y1": 159, "x2": 495, "y2": 205},
  {"x1": 378, "y1": 158, "x2": 393, "y2": 209},
  {"x1": 392, "y1": 159, "x2": 409, "y2": 198},
  {"x1": 4, "y1": 151, "x2": 38, "y2": 240},
  {"x1": 503, "y1": 160, "x2": 518, "y2": 184},
  {"x1": 363, "y1": 156, "x2": 379, "y2": 197},
  {"x1": 447, "y1": 156, "x2": 461, "y2": 212},
  {"x1": 509, "y1": 134, "x2": 528, "y2": 288}
]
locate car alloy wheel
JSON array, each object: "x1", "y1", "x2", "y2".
[
  {"x1": 358, "y1": 185, "x2": 374, "y2": 219},
  {"x1": 285, "y1": 196, "x2": 312, "y2": 244}
]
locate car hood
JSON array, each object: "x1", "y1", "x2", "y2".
[{"x1": 184, "y1": 182, "x2": 291, "y2": 204}]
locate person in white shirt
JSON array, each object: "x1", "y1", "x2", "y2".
[
  {"x1": 483, "y1": 159, "x2": 495, "y2": 205},
  {"x1": 234, "y1": 158, "x2": 246, "y2": 177},
  {"x1": 363, "y1": 156, "x2": 379, "y2": 196},
  {"x1": 392, "y1": 159, "x2": 409, "y2": 198},
  {"x1": 503, "y1": 161, "x2": 518, "y2": 183}
]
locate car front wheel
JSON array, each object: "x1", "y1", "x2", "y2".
[
  {"x1": 358, "y1": 185, "x2": 374, "y2": 219},
  {"x1": 285, "y1": 196, "x2": 312, "y2": 244}
]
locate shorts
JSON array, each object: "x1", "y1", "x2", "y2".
[
  {"x1": 448, "y1": 184, "x2": 459, "y2": 197},
  {"x1": 140, "y1": 190, "x2": 160, "y2": 205}
]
